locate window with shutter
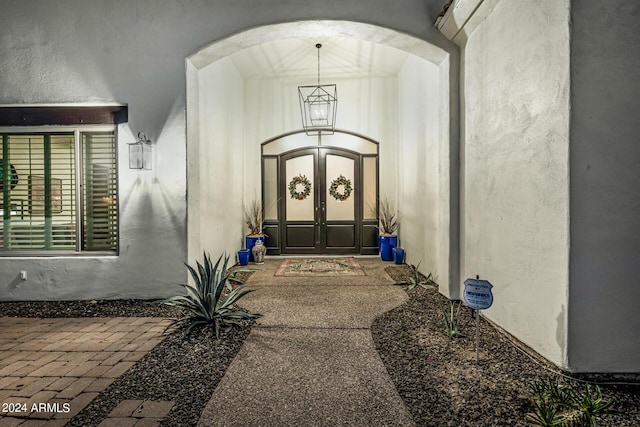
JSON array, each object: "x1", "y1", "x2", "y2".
[{"x1": 1, "y1": 128, "x2": 118, "y2": 255}]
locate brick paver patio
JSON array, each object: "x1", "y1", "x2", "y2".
[{"x1": 0, "y1": 317, "x2": 170, "y2": 426}]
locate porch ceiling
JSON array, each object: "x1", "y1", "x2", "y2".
[{"x1": 228, "y1": 37, "x2": 409, "y2": 80}]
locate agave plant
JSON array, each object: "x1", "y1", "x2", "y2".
[
  {"x1": 527, "y1": 380, "x2": 571, "y2": 426},
  {"x1": 442, "y1": 300, "x2": 465, "y2": 338},
  {"x1": 526, "y1": 399, "x2": 565, "y2": 427},
  {"x1": 530, "y1": 379, "x2": 571, "y2": 403},
  {"x1": 525, "y1": 380, "x2": 623, "y2": 427},
  {"x1": 161, "y1": 252, "x2": 260, "y2": 338},
  {"x1": 394, "y1": 262, "x2": 436, "y2": 290},
  {"x1": 563, "y1": 384, "x2": 622, "y2": 426}
]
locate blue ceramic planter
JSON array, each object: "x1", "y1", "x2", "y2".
[
  {"x1": 238, "y1": 249, "x2": 251, "y2": 265},
  {"x1": 237, "y1": 249, "x2": 250, "y2": 266},
  {"x1": 379, "y1": 235, "x2": 398, "y2": 261},
  {"x1": 392, "y1": 247, "x2": 405, "y2": 264}
]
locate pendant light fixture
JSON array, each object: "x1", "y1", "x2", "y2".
[{"x1": 298, "y1": 43, "x2": 338, "y2": 135}]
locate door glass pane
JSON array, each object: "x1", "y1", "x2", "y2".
[
  {"x1": 326, "y1": 154, "x2": 354, "y2": 221},
  {"x1": 363, "y1": 157, "x2": 377, "y2": 219},
  {"x1": 263, "y1": 158, "x2": 277, "y2": 220},
  {"x1": 263, "y1": 132, "x2": 317, "y2": 156},
  {"x1": 285, "y1": 155, "x2": 314, "y2": 221},
  {"x1": 320, "y1": 133, "x2": 378, "y2": 154}
]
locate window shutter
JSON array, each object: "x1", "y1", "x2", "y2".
[
  {"x1": 1, "y1": 134, "x2": 75, "y2": 250},
  {"x1": 50, "y1": 134, "x2": 77, "y2": 249},
  {"x1": 82, "y1": 132, "x2": 117, "y2": 252}
]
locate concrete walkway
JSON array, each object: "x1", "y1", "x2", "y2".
[{"x1": 197, "y1": 257, "x2": 415, "y2": 427}]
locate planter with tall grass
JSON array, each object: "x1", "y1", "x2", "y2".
[
  {"x1": 377, "y1": 196, "x2": 400, "y2": 261},
  {"x1": 244, "y1": 199, "x2": 265, "y2": 262}
]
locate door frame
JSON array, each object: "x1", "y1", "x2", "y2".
[
  {"x1": 261, "y1": 130, "x2": 379, "y2": 256},
  {"x1": 279, "y1": 147, "x2": 361, "y2": 254}
]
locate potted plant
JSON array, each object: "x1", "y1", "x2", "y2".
[
  {"x1": 243, "y1": 199, "x2": 265, "y2": 262},
  {"x1": 377, "y1": 196, "x2": 399, "y2": 261}
]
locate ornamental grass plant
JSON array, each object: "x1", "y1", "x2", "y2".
[
  {"x1": 243, "y1": 199, "x2": 264, "y2": 236},
  {"x1": 377, "y1": 196, "x2": 400, "y2": 235}
]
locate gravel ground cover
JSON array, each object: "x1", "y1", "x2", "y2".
[
  {"x1": 0, "y1": 299, "x2": 181, "y2": 318},
  {"x1": 2, "y1": 266, "x2": 638, "y2": 426},
  {"x1": 372, "y1": 265, "x2": 640, "y2": 427}
]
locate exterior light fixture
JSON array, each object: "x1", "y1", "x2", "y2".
[
  {"x1": 128, "y1": 132, "x2": 151, "y2": 170},
  {"x1": 298, "y1": 43, "x2": 337, "y2": 135}
]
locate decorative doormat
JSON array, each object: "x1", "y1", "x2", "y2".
[{"x1": 275, "y1": 257, "x2": 366, "y2": 277}]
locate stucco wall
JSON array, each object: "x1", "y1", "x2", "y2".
[
  {"x1": 397, "y1": 56, "x2": 446, "y2": 290},
  {"x1": 462, "y1": 0, "x2": 571, "y2": 367},
  {"x1": 0, "y1": 0, "x2": 192, "y2": 300},
  {"x1": 567, "y1": 0, "x2": 640, "y2": 373},
  {"x1": 195, "y1": 59, "x2": 245, "y2": 259},
  {"x1": 0, "y1": 0, "x2": 458, "y2": 301}
]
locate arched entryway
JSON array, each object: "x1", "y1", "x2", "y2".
[
  {"x1": 261, "y1": 131, "x2": 379, "y2": 255},
  {"x1": 185, "y1": 20, "x2": 459, "y2": 298}
]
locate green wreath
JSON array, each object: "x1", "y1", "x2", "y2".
[
  {"x1": 289, "y1": 174, "x2": 312, "y2": 200},
  {"x1": 329, "y1": 174, "x2": 352, "y2": 201}
]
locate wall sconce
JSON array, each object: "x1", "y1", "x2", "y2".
[{"x1": 128, "y1": 132, "x2": 152, "y2": 170}]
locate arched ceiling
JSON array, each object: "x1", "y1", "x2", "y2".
[{"x1": 227, "y1": 37, "x2": 410, "y2": 80}]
